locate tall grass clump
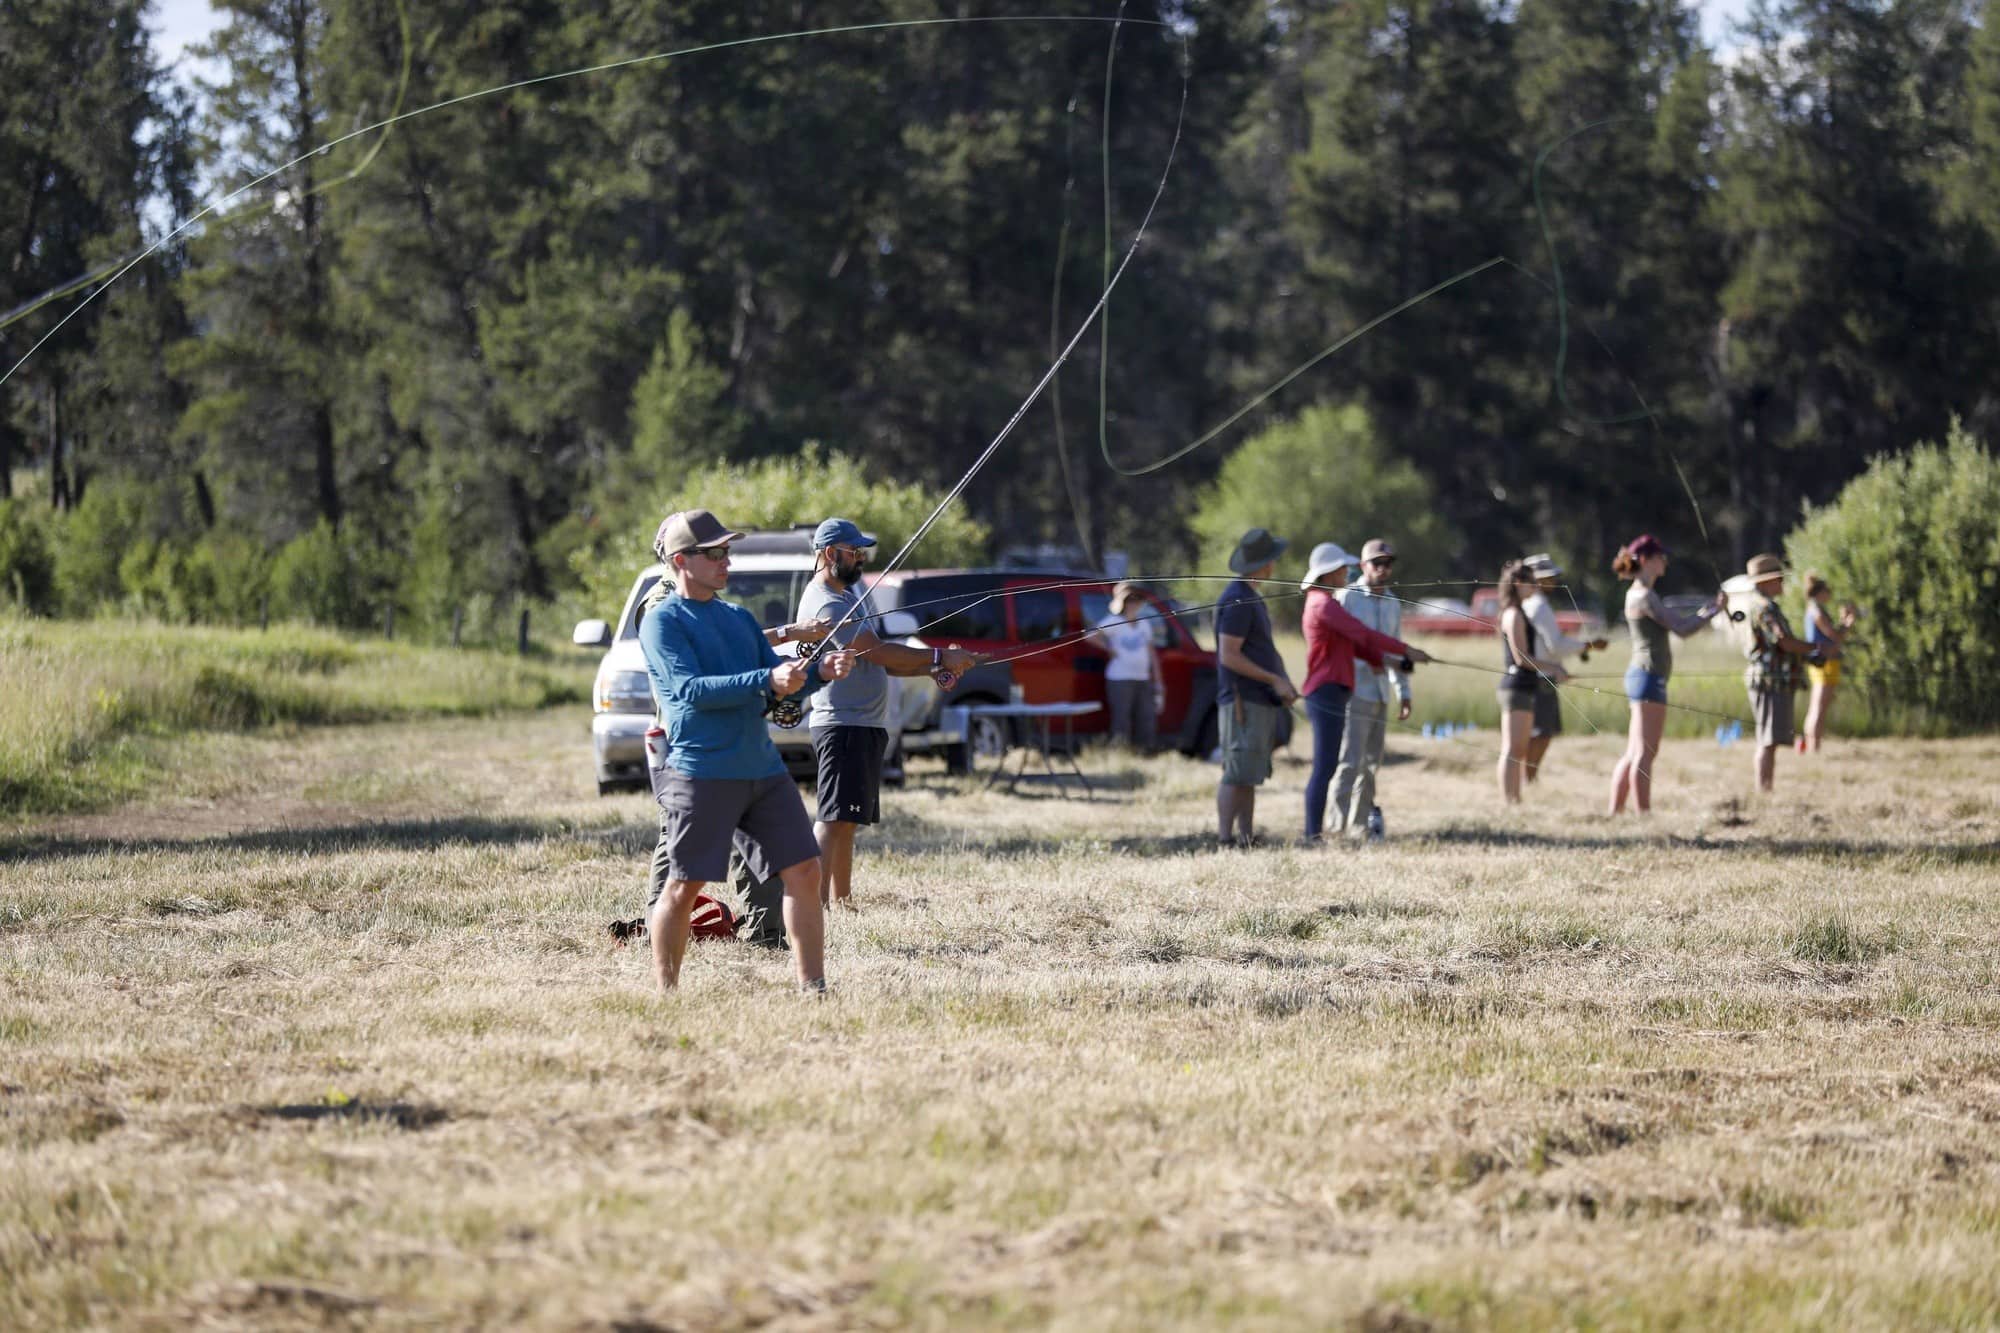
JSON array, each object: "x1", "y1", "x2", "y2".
[
  {"x1": 0, "y1": 617, "x2": 590, "y2": 813},
  {"x1": 1785, "y1": 911, "x2": 1883, "y2": 965}
]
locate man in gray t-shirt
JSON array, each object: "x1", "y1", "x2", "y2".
[{"x1": 796, "y1": 518, "x2": 974, "y2": 910}]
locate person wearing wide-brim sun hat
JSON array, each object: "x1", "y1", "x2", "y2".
[
  {"x1": 1298, "y1": 542, "x2": 1428, "y2": 844},
  {"x1": 1741, "y1": 553, "x2": 1820, "y2": 794},
  {"x1": 1213, "y1": 528, "x2": 1297, "y2": 848}
]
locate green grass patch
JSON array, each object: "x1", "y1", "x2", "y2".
[
  {"x1": 0, "y1": 615, "x2": 591, "y2": 814},
  {"x1": 1785, "y1": 911, "x2": 1890, "y2": 964}
]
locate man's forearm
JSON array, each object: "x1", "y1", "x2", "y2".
[{"x1": 868, "y1": 641, "x2": 939, "y2": 676}]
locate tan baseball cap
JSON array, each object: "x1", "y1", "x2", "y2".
[
  {"x1": 653, "y1": 508, "x2": 747, "y2": 561},
  {"x1": 1360, "y1": 538, "x2": 1396, "y2": 563}
]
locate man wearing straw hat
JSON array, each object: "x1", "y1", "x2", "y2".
[
  {"x1": 1089, "y1": 580, "x2": 1163, "y2": 752},
  {"x1": 1742, "y1": 553, "x2": 1819, "y2": 794},
  {"x1": 1214, "y1": 528, "x2": 1298, "y2": 848}
]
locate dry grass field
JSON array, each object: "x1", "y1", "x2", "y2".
[{"x1": 5, "y1": 703, "x2": 2000, "y2": 1329}]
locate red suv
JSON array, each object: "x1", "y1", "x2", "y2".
[{"x1": 865, "y1": 570, "x2": 1246, "y2": 761}]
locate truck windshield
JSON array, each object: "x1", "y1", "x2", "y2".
[{"x1": 618, "y1": 571, "x2": 808, "y2": 639}]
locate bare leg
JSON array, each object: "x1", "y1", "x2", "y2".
[
  {"x1": 1609, "y1": 702, "x2": 1664, "y2": 814},
  {"x1": 1755, "y1": 743, "x2": 1777, "y2": 793},
  {"x1": 1498, "y1": 709, "x2": 1531, "y2": 803},
  {"x1": 1236, "y1": 785, "x2": 1256, "y2": 843},
  {"x1": 1609, "y1": 704, "x2": 1641, "y2": 814},
  {"x1": 1804, "y1": 682, "x2": 1831, "y2": 753},
  {"x1": 1632, "y1": 702, "x2": 1664, "y2": 813},
  {"x1": 777, "y1": 858, "x2": 826, "y2": 988},
  {"x1": 815, "y1": 820, "x2": 859, "y2": 909},
  {"x1": 648, "y1": 878, "x2": 706, "y2": 993},
  {"x1": 1216, "y1": 783, "x2": 1234, "y2": 842},
  {"x1": 1524, "y1": 733, "x2": 1553, "y2": 784}
]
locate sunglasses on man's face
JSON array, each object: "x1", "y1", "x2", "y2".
[
  {"x1": 689, "y1": 544, "x2": 731, "y2": 561},
  {"x1": 1369, "y1": 557, "x2": 1396, "y2": 569}
]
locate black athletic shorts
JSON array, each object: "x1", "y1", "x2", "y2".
[{"x1": 812, "y1": 725, "x2": 887, "y2": 826}]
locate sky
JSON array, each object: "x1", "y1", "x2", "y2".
[
  {"x1": 148, "y1": 0, "x2": 1767, "y2": 82},
  {"x1": 152, "y1": 0, "x2": 216, "y2": 65}
]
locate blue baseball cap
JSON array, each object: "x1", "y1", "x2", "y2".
[{"x1": 812, "y1": 517, "x2": 877, "y2": 550}]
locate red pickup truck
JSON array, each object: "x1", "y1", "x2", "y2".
[{"x1": 1400, "y1": 587, "x2": 1603, "y2": 637}]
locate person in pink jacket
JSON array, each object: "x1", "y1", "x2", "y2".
[{"x1": 1299, "y1": 542, "x2": 1429, "y2": 843}]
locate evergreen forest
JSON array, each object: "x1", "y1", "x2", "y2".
[{"x1": 6, "y1": 0, "x2": 1999, "y2": 632}]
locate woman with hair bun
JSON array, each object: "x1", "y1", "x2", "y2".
[
  {"x1": 1607, "y1": 535, "x2": 1724, "y2": 813},
  {"x1": 1495, "y1": 559, "x2": 1566, "y2": 804}
]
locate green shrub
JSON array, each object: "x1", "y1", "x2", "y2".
[
  {"x1": 1189, "y1": 401, "x2": 1454, "y2": 589},
  {"x1": 569, "y1": 444, "x2": 991, "y2": 616},
  {"x1": 0, "y1": 499, "x2": 56, "y2": 613},
  {"x1": 1786, "y1": 420, "x2": 2000, "y2": 734},
  {"x1": 53, "y1": 479, "x2": 148, "y2": 613},
  {"x1": 270, "y1": 520, "x2": 365, "y2": 628},
  {"x1": 184, "y1": 531, "x2": 275, "y2": 625}
]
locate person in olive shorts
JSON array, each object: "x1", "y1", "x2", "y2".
[
  {"x1": 1741, "y1": 553, "x2": 1820, "y2": 794},
  {"x1": 794, "y1": 517, "x2": 973, "y2": 911},
  {"x1": 1214, "y1": 528, "x2": 1300, "y2": 848},
  {"x1": 639, "y1": 508, "x2": 855, "y2": 993},
  {"x1": 1607, "y1": 534, "x2": 1724, "y2": 814}
]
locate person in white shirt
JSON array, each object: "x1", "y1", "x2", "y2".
[
  {"x1": 1332, "y1": 538, "x2": 1411, "y2": 839},
  {"x1": 1089, "y1": 581, "x2": 1162, "y2": 751},
  {"x1": 1520, "y1": 552, "x2": 1608, "y2": 783}
]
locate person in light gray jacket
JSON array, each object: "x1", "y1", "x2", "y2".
[{"x1": 1331, "y1": 538, "x2": 1411, "y2": 839}]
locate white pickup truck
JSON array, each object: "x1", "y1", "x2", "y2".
[{"x1": 571, "y1": 527, "x2": 960, "y2": 794}]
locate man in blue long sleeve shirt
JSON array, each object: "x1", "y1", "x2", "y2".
[{"x1": 640, "y1": 509, "x2": 854, "y2": 993}]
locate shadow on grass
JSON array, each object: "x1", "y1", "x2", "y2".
[
  {"x1": 8, "y1": 809, "x2": 1992, "y2": 872},
  {"x1": 255, "y1": 1100, "x2": 450, "y2": 1131},
  {"x1": 0, "y1": 815, "x2": 650, "y2": 865},
  {"x1": 1419, "y1": 824, "x2": 2000, "y2": 865}
]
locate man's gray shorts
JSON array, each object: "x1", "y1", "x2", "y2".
[
  {"x1": 654, "y1": 768, "x2": 818, "y2": 884},
  {"x1": 1751, "y1": 688, "x2": 1795, "y2": 749}
]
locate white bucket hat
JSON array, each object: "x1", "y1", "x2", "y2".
[{"x1": 1300, "y1": 541, "x2": 1359, "y2": 590}]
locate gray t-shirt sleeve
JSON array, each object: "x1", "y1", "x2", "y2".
[{"x1": 797, "y1": 580, "x2": 892, "y2": 728}]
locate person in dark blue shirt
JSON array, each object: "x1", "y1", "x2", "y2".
[
  {"x1": 640, "y1": 509, "x2": 854, "y2": 994},
  {"x1": 1214, "y1": 528, "x2": 1299, "y2": 847}
]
